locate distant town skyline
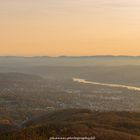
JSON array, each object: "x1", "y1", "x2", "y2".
[{"x1": 0, "y1": 0, "x2": 140, "y2": 56}]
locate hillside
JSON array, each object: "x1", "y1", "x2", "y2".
[
  {"x1": 0, "y1": 119, "x2": 18, "y2": 134},
  {"x1": 0, "y1": 72, "x2": 54, "y2": 122},
  {"x1": 0, "y1": 109, "x2": 140, "y2": 140}
]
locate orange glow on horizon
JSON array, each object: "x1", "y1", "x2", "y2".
[{"x1": 0, "y1": 0, "x2": 140, "y2": 56}]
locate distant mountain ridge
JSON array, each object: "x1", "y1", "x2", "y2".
[{"x1": 0, "y1": 55, "x2": 140, "y2": 59}]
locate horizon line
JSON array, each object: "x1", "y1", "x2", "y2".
[{"x1": 0, "y1": 55, "x2": 140, "y2": 58}]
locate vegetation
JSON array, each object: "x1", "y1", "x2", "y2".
[{"x1": 0, "y1": 109, "x2": 140, "y2": 140}]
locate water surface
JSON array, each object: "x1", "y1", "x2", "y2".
[{"x1": 73, "y1": 78, "x2": 140, "y2": 91}]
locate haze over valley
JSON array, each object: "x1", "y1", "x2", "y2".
[{"x1": 0, "y1": 56, "x2": 140, "y2": 139}]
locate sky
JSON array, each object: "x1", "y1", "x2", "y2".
[{"x1": 0, "y1": 0, "x2": 140, "y2": 56}]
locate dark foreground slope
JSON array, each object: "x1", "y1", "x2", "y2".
[
  {"x1": 0, "y1": 109, "x2": 140, "y2": 140},
  {"x1": 0, "y1": 120, "x2": 18, "y2": 134}
]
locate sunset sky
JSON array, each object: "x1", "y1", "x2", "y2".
[{"x1": 0, "y1": 0, "x2": 140, "y2": 56}]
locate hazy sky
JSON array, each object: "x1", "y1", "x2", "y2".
[{"x1": 0, "y1": 0, "x2": 140, "y2": 56}]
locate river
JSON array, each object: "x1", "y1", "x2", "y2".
[{"x1": 73, "y1": 78, "x2": 140, "y2": 91}]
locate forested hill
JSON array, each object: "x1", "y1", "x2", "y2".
[{"x1": 0, "y1": 109, "x2": 140, "y2": 140}]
